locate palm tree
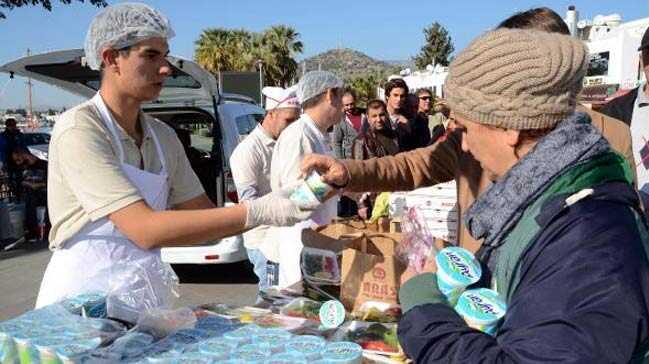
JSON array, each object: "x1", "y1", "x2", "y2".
[
  {"x1": 194, "y1": 25, "x2": 303, "y2": 87},
  {"x1": 258, "y1": 25, "x2": 303, "y2": 87}
]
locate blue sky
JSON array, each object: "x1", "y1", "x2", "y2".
[{"x1": 0, "y1": 0, "x2": 646, "y2": 110}]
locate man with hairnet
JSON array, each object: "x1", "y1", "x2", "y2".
[
  {"x1": 36, "y1": 3, "x2": 313, "y2": 310},
  {"x1": 230, "y1": 86, "x2": 300, "y2": 297},
  {"x1": 264, "y1": 71, "x2": 344, "y2": 288}
]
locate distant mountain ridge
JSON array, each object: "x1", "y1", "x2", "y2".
[{"x1": 299, "y1": 48, "x2": 407, "y2": 79}]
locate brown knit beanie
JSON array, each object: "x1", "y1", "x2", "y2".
[{"x1": 445, "y1": 28, "x2": 588, "y2": 130}]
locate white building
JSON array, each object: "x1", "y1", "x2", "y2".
[{"x1": 566, "y1": 6, "x2": 649, "y2": 91}]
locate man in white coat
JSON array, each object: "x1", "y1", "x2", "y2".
[
  {"x1": 230, "y1": 86, "x2": 300, "y2": 295},
  {"x1": 269, "y1": 71, "x2": 344, "y2": 288}
]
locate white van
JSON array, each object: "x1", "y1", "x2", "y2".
[{"x1": 0, "y1": 49, "x2": 265, "y2": 264}]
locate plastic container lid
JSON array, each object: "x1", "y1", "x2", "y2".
[
  {"x1": 455, "y1": 288, "x2": 507, "y2": 325},
  {"x1": 319, "y1": 300, "x2": 346, "y2": 329},
  {"x1": 322, "y1": 342, "x2": 363, "y2": 363},
  {"x1": 223, "y1": 325, "x2": 261, "y2": 346},
  {"x1": 265, "y1": 352, "x2": 309, "y2": 364},
  {"x1": 257, "y1": 328, "x2": 293, "y2": 344},
  {"x1": 235, "y1": 343, "x2": 272, "y2": 362},
  {"x1": 176, "y1": 351, "x2": 229, "y2": 363},
  {"x1": 198, "y1": 340, "x2": 234, "y2": 357},
  {"x1": 285, "y1": 335, "x2": 326, "y2": 358},
  {"x1": 435, "y1": 247, "x2": 481, "y2": 287}
]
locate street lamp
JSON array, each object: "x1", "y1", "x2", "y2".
[{"x1": 256, "y1": 60, "x2": 264, "y2": 106}]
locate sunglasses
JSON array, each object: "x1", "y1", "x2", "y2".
[{"x1": 419, "y1": 96, "x2": 432, "y2": 101}]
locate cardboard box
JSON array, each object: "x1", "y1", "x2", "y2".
[{"x1": 301, "y1": 225, "x2": 406, "y2": 313}]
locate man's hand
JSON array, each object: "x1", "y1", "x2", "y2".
[
  {"x1": 244, "y1": 184, "x2": 318, "y2": 228},
  {"x1": 301, "y1": 154, "x2": 350, "y2": 188}
]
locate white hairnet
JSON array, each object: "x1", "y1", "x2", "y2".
[
  {"x1": 84, "y1": 2, "x2": 175, "y2": 71},
  {"x1": 296, "y1": 71, "x2": 344, "y2": 104}
]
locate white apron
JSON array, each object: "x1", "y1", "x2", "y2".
[
  {"x1": 36, "y1": 93, "x2": 176, "y2": 311},
  {"x1": 276, "y1": 117, "x2": 339, "y2": 288}
]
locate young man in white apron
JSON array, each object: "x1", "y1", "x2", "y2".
[
  {"x1": 266, "y1": 71, "x2": 345, "y2": 288},
  {"x1": 37, "y1": 3, "x2": 313, "y2": 310}
]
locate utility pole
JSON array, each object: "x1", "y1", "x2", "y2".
[
  {"x1": 256, "y1": 60, "x2": 264, "y2": 106},
  {"x1": 25, "y1": 48, "x2": 36, "y2": 130}
]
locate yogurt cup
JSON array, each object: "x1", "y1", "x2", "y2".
[
  {"x1": 285, "y1": 335, "x2": 326, "y2": 360},
  {"x1": 321, "y1": 342, "x2": 363, "y2": 364},
  {"x1": 256, "y1": 328, "x2": 292, "y2": 352},
  {"x1": 175, "y1": 351, "x2": 228, "y2": 363},
  {"x1": 54, "y1": 343, "x2": 96, "y2": 364},
  {"x1": 234, "y1": 343, "x2": 272, "y2": 363},
  {"x1": 198, "y1": 340, "x2": 234, "y2": 358},
  {"x1": 223, "y1": 325, "x2": 261, "y2": 346},
  {"x1": 455, "y1": 288, "x2": 507, "y2": 336},
  {"x1": 435, "y1": 247, "x2": 482, "y2": 305},
  {"x1": 265, "y1": 352, "x2": 308, "y2": 364},
  {"x1": 290, "y1": 171, "x2": 334, "y2": 208},
  {"x1": 147, "y1": 349, "x2": 181, "y2": 364}
]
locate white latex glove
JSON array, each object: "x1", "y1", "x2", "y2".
[{"x1": 244, "y1": 185, "x2": 318, "y2": 228}]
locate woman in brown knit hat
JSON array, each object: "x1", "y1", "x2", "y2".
[{"x1": 310, "y1": 27, "x2": 649, "y2": 363}]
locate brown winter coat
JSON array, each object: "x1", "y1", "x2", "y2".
[{"x1": 341, "y1": 107, "x2": 636, "y2": 253}]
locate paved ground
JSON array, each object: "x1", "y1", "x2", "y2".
[{"x1": 0, "y1": 240, "x2": 258, "y2": 321}]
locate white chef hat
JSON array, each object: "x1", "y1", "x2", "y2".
[{"x1": 262, "y1": 86, "x2": 300, "y2": 111}]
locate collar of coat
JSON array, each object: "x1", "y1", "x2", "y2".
[{"x1": 464, "y1": 112, "x2": 612, "y2": 247}]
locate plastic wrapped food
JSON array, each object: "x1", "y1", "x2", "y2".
[
  {"x1": 353, "y1": 302, "x2": 402, "y2": 323},
  {"x1": 280, "y1": 298, "x2": 323, "y2": 322},
  {"x1": 301, "y1": 248, "x2": 341, "y2": 285},
  {"x1": 105, "y1": 331, "x2": 156, "y2": 359},
  {"x1": 334, "y1": 321, "x2": 400, "y2": 355},
  {"x1": 395, "y1": 207, "x2": 437, "y2": 274},
  {"x1": 435, "y1": 247, "x2": 482, "y2": 305}
]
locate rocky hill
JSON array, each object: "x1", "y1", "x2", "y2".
[{"x1": 299, "y1": 48, "x2": 404, "y2": 80}]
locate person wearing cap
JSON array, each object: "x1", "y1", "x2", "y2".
[
  {"x1": 36, "y1": 3, "x2": 313, "y2": 309},
  {"x1": 302, "y1": 7, "x2": 636, "y2": 256},
  {"x1": 229, "y1": 86, "x2": 300, "y2": 295},
  {"x1": 602, "y1": 26, "x2": 649, "y2": 201},
  {"x1": 314, "y1": 27, "x2": 649, "y2": 362},
  {"x1": 265, "y1": 70, "x2": 344, "y2": 287}
]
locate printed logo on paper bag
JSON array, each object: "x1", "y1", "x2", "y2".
[{"x1": 372, "y1": 267, "x2": 386, "y2": 280}]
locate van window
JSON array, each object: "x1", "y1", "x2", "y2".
[{"x1": 235, "y1": 114, "x2": 263, "y2": 135}]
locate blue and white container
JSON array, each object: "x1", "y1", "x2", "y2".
[
  {"x1": 285, "y1": 335, "x2": 326, "y2": 360},
  {"x1": 455, "y1": 288, "x2": 507, "y2": 336},
  {"x1": 435, "y1": 247, "x2": 482, "y2": 305},
  {"x1": 321, "y1": 342, "x2": 363, "y2": 364}
]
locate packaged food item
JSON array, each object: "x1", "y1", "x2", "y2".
[
  {"x1": 197, "y1": 340, "x2": 235, "y2": 358},
  {"x1": 435, "y1": 247, "x2": 482, "y2": 305},
  {"x1": 195, "y1": 315, "x2": 234, "y2": 333},
  {"x1": 146, "y1": 349, "x2": 181, "y2": 363},
  {"x1": 321, "y1": 342, "x2": 363, "y2": 364},
  {"x1": 318, "y1": 300, "x2": 346, "y2": 329},
  {"x1": 290, "y1": 171, "x2": 335, "y2": 207},
  {"x1": 285, "y1": 335, "x2": 326, "y2": 360},
  {"x1": 234, "y1": 343, "x2": 272, "y2": 363},
  {"x1": 265, "y1": 352, "x2": 309, "y2": 364},
  {"x1": 182, "y1": 350, "x2": 230, "y2": 363},
  {"x1": 455, "y1": 288, "x2": 507, "y2": 336},
  {"x1": 256, "y1": 328, "x2": 292, "y2": 351},
  {"x1": 334, "y1": 321, "x2": 400, "y2": 355},
  {"x1": 353, "y1": 301, "x2": 402, "y2": 323},
  {"x1": 301, "y1": 248, "x2": 341, "y2": 285},
  {"x1": 107, "y1": 331, "x2": 155, "y2": 359},
  {"x1": 223, "y1": 325, "x2": 261, "y2": 346},
  {"x1": 33, "y1": 336, "x2": 76, "y2": 364},
  {"x1": 280, "y1": 298, "x2": 323, "y2": 321},
  {"x1": 54, "y1": 342, "x2": 97, "y2": 364}
]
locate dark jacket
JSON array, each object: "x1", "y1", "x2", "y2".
[
  {"x1": 411, "y1": 113, "x2": 432, "y2": 148},
  {"x1": 601, "y1": 87, "x2": 638, "y2": 126},
  {"x1": 397, "y1": 181, "x2": 649, "y2": 363}
]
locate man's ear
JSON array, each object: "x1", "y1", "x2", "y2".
[
  {"x1": 504, "y1": 129, "x2": 521, "y2": 149},
  {"x1": 100, "y1": 48, "x2": 120, "y2": 73}
]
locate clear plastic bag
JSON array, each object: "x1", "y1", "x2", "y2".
[
  {"x1": 396, "y1": 207, "x2": 438, "y2": 273},
  {"x1": 107, "y1": 258, "x2": 180, "y2": 324}
]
